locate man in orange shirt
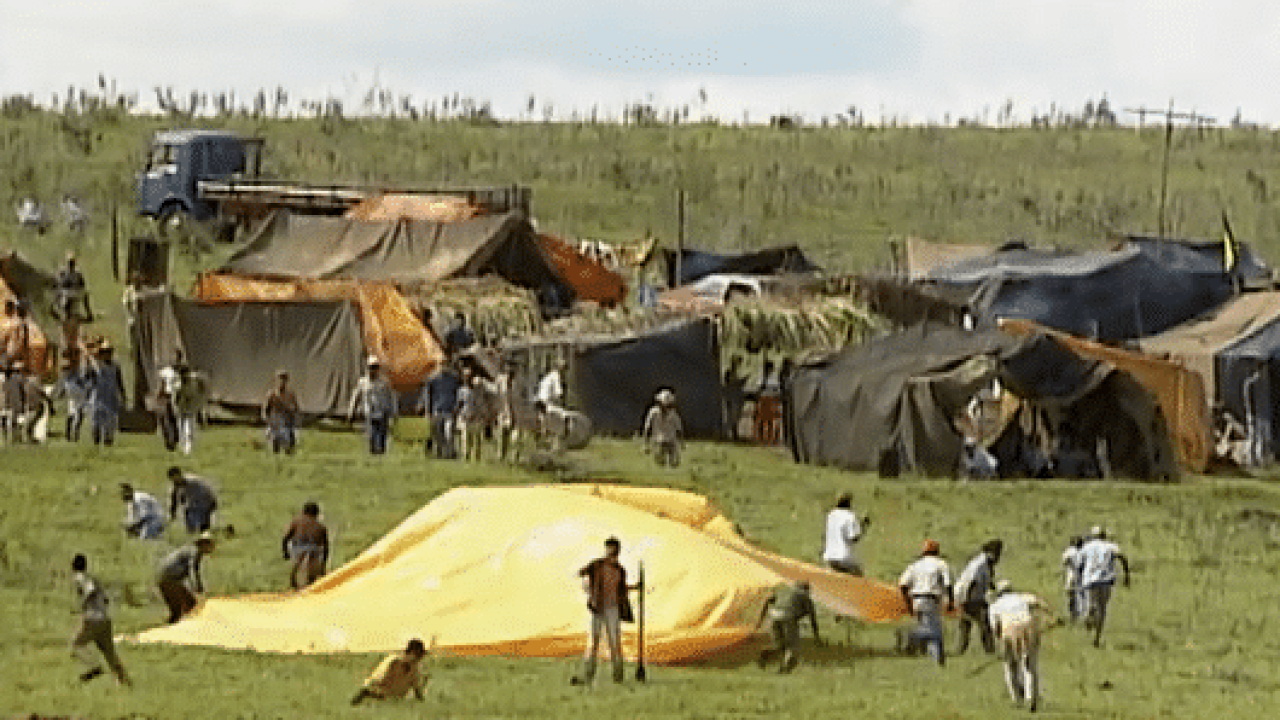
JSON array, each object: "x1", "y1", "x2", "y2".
[
  {"x1": 351, "y1": 638, "x2": 429, "y2": 705},
  {"x1": 571, "y1": 537, "x2": 640, "y2": 686}
]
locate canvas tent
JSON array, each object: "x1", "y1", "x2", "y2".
[
  {"x1": 919, "y1": 238, "x2": 1268, "y2": 341},
  {"x1": 787, "y1": 323, "x2": 1179, "y2": 479},
  {"x1": 1141, "y1": 291, "x2": 1280, "y2": 461},
  {"x1": 572, "y1": 319, "x2": 725, "y2": 439},
  {"x1": 193, "y1": 274, "x2": 444, "y2": 391},
  {"x1": 133, "y1": 292, "x2": 364, "y2": 417},
  {"x1": 659, "y1": 245, "x2": 821, "y2": 288},
  {"x1": 132, "y1": 485, "x2": 908, "y2": 661}
]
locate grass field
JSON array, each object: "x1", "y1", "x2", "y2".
[{"x1": 3, "y1": 425, "x2": 1280, "y2": 718}]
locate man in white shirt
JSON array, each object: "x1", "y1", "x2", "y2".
[
  {"x1": 988, "y1": 581, "x2": 1049, "y2": 712},
  {"x1": 347, "y1": 357, "x2": 397, "y2": 455},
  {"x1": 822, "y1": 492, "x2": 868, "y2": 576},
  {"x1": 1078, "y1": 526, "x2": 1130, "y2": 647},
  {"x1": 536, "y1": 361, "x2": 566, "y2": 407},
  {"x1": 897, "y1": 539, "x2": 953, "y2": 666},
  {"x1": 120, "y1": 483, "x2": 166, "y2": 539},
  {"x1": 954, "y1": 539, "x2": 1003, "y2": 655}
]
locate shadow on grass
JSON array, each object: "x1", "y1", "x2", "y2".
[{"x1": 679, "y1": 636, "x2": 909, "y2": 671}]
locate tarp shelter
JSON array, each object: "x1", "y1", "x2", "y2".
[
  {"x1": 901, "y1": 237, "x2": 991, "y2": 280},
  {"x1": 536, "y1": 233, "x2": 628, "y2": 307},
  {"x1": 1001, "y1": 319, "x2": 1211, "y2": 473},
  {"x1": 133, "y1": 293, "x2": 364, "y2": 417},
  {"x1": 132, "y1": 485, "x2": 908, "y2": 661},
  {"x1": 224, "y1": 209, "x2": 569, "y2": 298},
  {"x1": 660, "y1": 245, "x2": 821, "y2": 287},
  {"x1": 1141, "y1": 291, "x2": 1280, "y2": 460},
  {"x1": 921, "y1": 238, "x2": 1268, "y2": 341},
  {"x1": 573, "y1": 319, "x2": 725, "y2": 439},
  {"x1": 193, "y1": 274, "x2": 443, "y2": 391},
  {"x1": 787, "y1": 323, "x2": 1179, "y2": 479}
]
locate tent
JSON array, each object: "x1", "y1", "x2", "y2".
[
  {"x1": 193, "y1": 274, "x2": 444, "y2": 392},
  {"x1": 787, "y1": 323, "x2": 1179, "y2": 479},
  {"x1": 660, "y1": 245, "x2": 821, "y2": 288},
  {"x1": 132, "y1": 484, "x2": 908, "y2": 662},
  {"x1": 573, "y1": 319, "x2": 725, "y2": 439},
  {"x1": 920, "y1": 238, "x2": 1268, "y2": 341},
  {"x1": 133, "y1": 293, "x2": 364, "y2": 417},
  {"x1": 1141, "y1": 291, "x2": 1280, "y2": 460},
  {"x1": 536, "y1": 233, "x2": 628, "y2": 307}
]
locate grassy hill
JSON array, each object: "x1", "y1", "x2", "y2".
[{"x1": 2, "y1": 430, "x2": 1279, "y2": 718}]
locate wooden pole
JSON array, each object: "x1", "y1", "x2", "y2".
[
  {"x1": 675, "y1": 189, "x2": 686, "y2": 286},
  {"x1": 1158, "y1": 100, "x2": 1174, "y2": 238}
]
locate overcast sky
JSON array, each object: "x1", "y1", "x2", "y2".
[{"x1": 2, "y1": 1, "x2": 1276, "y2": 124}]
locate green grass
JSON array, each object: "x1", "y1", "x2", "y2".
[{"x1": 3, "y1": 427, "x2": 1280, "y2": 718}]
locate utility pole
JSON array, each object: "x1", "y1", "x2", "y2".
[
  {"x1": 675, "y1": 189, "x2": 686, "y2": 286},
  {"x1": 1124, "y1": 101, "x2": 1215, "y2": 238}
]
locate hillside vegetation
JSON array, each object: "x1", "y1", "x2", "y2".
[{"x1": 5, "y1": 107, "x2": 1280, "y2": 278}]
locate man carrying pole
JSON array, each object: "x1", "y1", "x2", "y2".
[{"x1": 571, "y1": 537, "x2": 641, "y2": 687}]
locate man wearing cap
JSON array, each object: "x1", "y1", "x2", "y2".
[
  {"x1": 642, "y1": 389, "x2": 684, "y2": 467},
  {"x1": 988, "y1": 581, "x2": 1050, "y2": 712},
  {"x1": 156, "y1": 533, "x2": 216, "y2": 623},
  {"x1": 168, "y1": 466, "x2": 219, "y2": 533},
  {"x1": 571, "y1": 537, "x2": 639, "y2": 686},
  {"x1": 87, "y1": 343, "x2": 125, "y2": 446},
  {"x1": 120, "y1": 483, "x2": 166, "y2": 539},
  {"x1": 1078, "y1": 526, "x2": 1130, "y2": 647},
  {"x1": 262, "y1": 370, "x2": 300, "y2": 454},
  {"x1": 282, "y1": 501, "x2": 330, "y2": 589},
  {"x1": 756, "y1": 580, "x2": 822, "y2": 673},
  {"x1": 822, "y1": 492, "x2": 868, "y2": 576},
  {"x1": 348, "y1": 356, "x2": 397, "y2": 455},
  {"x1": 898, "y1": 539, "x2": 954, "y2": 666},
  {"x1": 954, "y1": 539, "x2": 1003, "y2": 655}
]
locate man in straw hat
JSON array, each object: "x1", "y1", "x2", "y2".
[
  {"x1": 156, "y1": 532, "x2": 216, "y2": 623},
  {"x1": 347, "y1": 355, "x2": 397, "y2": 455},
  {"x1": 897, "y1": 538, "x2": 954, "y2": 666},
  {"x1": 642, "y1": 388, "x2": 684, "y2": 467},
  {"x1": 988, "y1": 580, "x2": 1051, "y2": 712}
]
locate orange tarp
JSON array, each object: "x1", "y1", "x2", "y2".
[
  {"x1": 537, "y1": 233, "x2": 628, "y2": 307},
  {"x1": 0, "y1": 275, "x2": 51, "y2": 375},
  {"x1": 132, "y1": 485, "x2": 908, "y2": 661},
  {"x1": 193, "y1": 274, "x2": 443, "y2": 390},
  {"x1": 345, "y1": 194, "x2": 479, "y2": 223},
  {"x1": 1000, "y1": 319, "x2": 1212, "y2": 473}
]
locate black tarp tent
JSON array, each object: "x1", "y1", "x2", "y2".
[
  {"x1": 572, "y1": 319, "x2": 724, "y2": 439},
  {"x1": 787, "y1": 323, "x2": 1177, "y2": 479},
  {"x1": 660, "y1": 246, "x2": 821, "y2": 287},
  {"x1": 222, "y1": 209, "x2": 572, "y2": 302},
  {"x1": 919, "y1": 238, "x2": 1268, "y2": 341},
  {"x1": 133, "y1": 293, "x2": 365, "y2": 417}
]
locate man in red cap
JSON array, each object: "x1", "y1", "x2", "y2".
[{"x1": 897, "y1": 539, "x2": 954, "y2": 666}]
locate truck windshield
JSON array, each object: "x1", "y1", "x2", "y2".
[{"x1": 146, "y1": 144, "x2": 178, "y2": 171}]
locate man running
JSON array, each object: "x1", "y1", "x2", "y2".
[
  {"x1": 1078, "y1": 526, "x2": 1130, "y2": 647},
  {"x1": 955, "y1": 539, "x2": 1003, "y2": 655},
  {"x1": 897, "y1": 539, "x2": 954, "y2": 666},
  {"x1": 1061, "y1": 535, "x2": 1085, "y2": 623},
  {"x1": 70, "y1": 554, "x2": 131, "y2": 686}
]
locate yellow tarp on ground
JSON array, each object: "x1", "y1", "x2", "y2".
[
  {"x1": 193, "y1": 274, "x2": 444, "y2": 391},
  {"x1": 133, "y1": 485, "x2": 908, "y2": 663}
]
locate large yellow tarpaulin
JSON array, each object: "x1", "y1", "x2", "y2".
[{"x1": 133, "y1": 485, "x2": 908, "y2": 663}]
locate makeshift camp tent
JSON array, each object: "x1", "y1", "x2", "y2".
[
  {"x1": 920, "y1": 238, "x2": 1267, "y2": 341},
  {"x1": 1001, "y1": 319, "x2": 1211, "y2": 473},
  {"x1": 787, "y1": 323, "x2": 1179, "y2": 479},
  {"x1": 659, "y1": 245, "x2": 821, "y2": 287},
  {"x1": 133, "y1": 293, "x2": 364, "y2": 417},
  {"x1": 132, "y1": 484, "x2": 908, "y2": 661},
  {"x1": 536, "y1": 233, "x2": 627, "y2": 307},
  {"x1": 573, "y1": 319, "x2": 724, "y2": 439},
  {"x1": 1141, "y1": 291, "x2": 1280, "y2": 460},
  {"x1": 224, "y1": 209, "x2": 568, "y2": 294},
  {"x1": 193, "y1": 274, "x2": 443, "y2": 391}
]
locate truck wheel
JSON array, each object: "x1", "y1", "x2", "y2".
[{"x1": 155, "y1": 203, "x2": 189, "y2": 239}]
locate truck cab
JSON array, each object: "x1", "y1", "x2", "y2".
[{"x1": 136, "y1": 130, "x2": 260, "y2": 223}]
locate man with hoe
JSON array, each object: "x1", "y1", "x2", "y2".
[{"x1": 571, "y1": 536, "x2": 641, "y2": 686}]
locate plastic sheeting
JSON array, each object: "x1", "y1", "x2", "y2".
[
  {"x1": 536, "y1": 233, "x2": 627, "y2": 307},
  {"x1": 193, "y1": 274, "x2": 443, "y2": 391},
  {"x1": 133, "y1": 293, "x2": 365, "y2": 416},
  {"x1": 132, "y1": 485, "x2": 908, "y2": 662}
]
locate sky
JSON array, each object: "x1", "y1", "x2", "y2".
[{"x1": 2, "y1": 1, "x2": 1278, "y2": 125}]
